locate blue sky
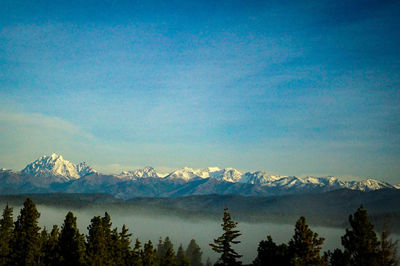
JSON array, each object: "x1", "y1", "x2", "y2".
[{"x1": 0, "y1": 0, "x2": 399, "y2": 183}]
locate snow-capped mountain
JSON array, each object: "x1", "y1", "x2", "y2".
[
  {"x1": 165, "y1": 167, "x2": 204, "y2": 181},
  {"x1": 0, "y1": 153, "x2": 397, "y2": 199},
  {"x1": 165, "y1": 167, "x2": 242, "y2": 182},
  {"x1": 116, "y1": 166, "x2": 161, "y2": 180},
  {"x1": 21, "y1": 153, "x2": 97, "y2": 181},
  {"x1": 240, "y1": 171, "x2": 285, "y2": 185},
  {"x1": 238, "y1": 172, "x2": 395, "y2": 192}
]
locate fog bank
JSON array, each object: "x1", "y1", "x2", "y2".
[{"x1": 4, "y1": 204, "x2": 352, "y2": 264}]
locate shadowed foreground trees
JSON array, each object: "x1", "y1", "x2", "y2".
[
  {"x1": 0, "y1": 198, "x2": 398, "y2": 266},
  {"x1": 252, "y1": 216, "x2": 326, "y2": 266},
  {"x1": 252, "y1": 206, "x2": 398, "y2": 266},
  {"x1": 0, "y1": 204, "x2": 13, "y2": 265}
]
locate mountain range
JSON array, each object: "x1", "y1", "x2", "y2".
[{"x1": 0, "y1": 153, "x2": 398, "y2": 199}]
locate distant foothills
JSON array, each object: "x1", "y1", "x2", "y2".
[{"x1": 0, "y1": 153, "x2": 399, "y2": 199}]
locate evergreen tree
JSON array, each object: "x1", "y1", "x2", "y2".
[
  {"x1": 210, "y1": 208, "x2": 242, "y2": 266},
  {"x1": 288, "y1": 216, "x2": 326, "y2": 266},
  {"x1": 0, "y1": 204, "x2": 13, "y2": 266},
  {"x1": 157, "y1": 237, "x2": 165, "y2": 258},
  {"x1": 42, "y1": 225, "x2": 61, "y2": 266},
  {"x1": 39, "y1": 227, "x2": 50, "y2": 265},
  {"x1": 59, "y1": 211, "x2": 86, "y2": 266},
  {"x1": 10, "y1": 198, "x2": 42, "y2": 266},
  {"x1": 177, "y1": 244, "x2": 190, "y2": 266},
  {"x1": 86, "y1": 216, "x2": 107, "y2": 266},
  {"x1": 162, "y1": 246, "x2": 177, "y2": 266},
  {"x1": 341, "y1": 205, "x2": 380, "y2": 266},
  {"x1": 377, "y1": 225, "x2": 399, "y2": 266},
  {"x1": 102, "y1": 212, "x2": 113, "y2": 264},
  {"x1": 143, "y1": 240, "x2": 158, "y2": 266},
  {"x1": 118, "y1": 224, "x2": 133, "y2": 265},
  {"x1": 186, "y1": 239, "x2": 203, "y2": 266},
  {"x1": 253, "y1": 235, "x2": 289, "y2": 266},
  {"x1": 158, "y1": 236, "x2": 177, "y2": 266},
  {"x1": 132, "y1": 238, "x2": 143, "y2": 266},
  {"x1": 326, "y1": 249, "x2": 350, "y2": 266},
  {"x1": 107, "y1": 224, "x2": 133, "y2": 266},
  {"x1": 205, "y1": 257, "x2": 212, "y2": 266}
]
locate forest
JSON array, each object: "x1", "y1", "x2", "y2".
[{"x1": 0, "y1": 198, "x2": 398, "y2": 266}]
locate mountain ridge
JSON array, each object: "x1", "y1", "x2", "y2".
[{"x1": 0, "y1": 153, "x2": 397, "y2": 199}]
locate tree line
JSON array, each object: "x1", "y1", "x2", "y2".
[{"x1": 0, "y1": 198, "x2": 398, "y2": 266}]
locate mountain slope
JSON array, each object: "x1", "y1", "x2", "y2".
[
  {"x1": 21, "y1": 153, "x2": 97, "y2": 181},
  {"x1": 0, "y1": 154, "x2": 397, "y2": 199}
]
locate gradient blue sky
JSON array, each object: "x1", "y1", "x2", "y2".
[{"x1": 0, "y1": 0, "x2": 399, "y2": 183}]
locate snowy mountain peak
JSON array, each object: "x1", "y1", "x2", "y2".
[
  {"x1": 116, "y1": 166, "x2": 161, "y2": 180},
  {"x1": 166, "y1": 167, "x2": 200, "y2": 181},
  {"x1": 165, "y1": 166, "x2": 242, "y2": 182},
  {"x1": 203, "y1": 166, "x2": 221, "y2": 172},
  {"x1": 22, "y1": 154, "x2": 97, "y2": 181},
  {"x1": 240, "y1": 171, "x2": 286, "y2": 184},
  {"x1": 210, "y1": 168, "x2": 242, "y2": 182}
]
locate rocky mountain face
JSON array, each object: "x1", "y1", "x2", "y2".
[
  {"x1": 0, "y1": 154, "x2": 397, "y2": 199},
  {"x1": 21, "y1": 153, "x2": 97, "y2": 181}
]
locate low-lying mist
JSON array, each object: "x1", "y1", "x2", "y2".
[{"x1": 6, "y1": 204, "x2": 349, "y2": 264}]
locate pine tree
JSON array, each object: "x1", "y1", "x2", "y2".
[
  {"x1": 86, "y1": 216, "x2": 107, "y2": 266},
  {"x1": 326, "y1": 248, "x2": 350, "y2": 266},
  {"x1": 158, "y1": 236, "x2": 177, "y2": 266},
  {"x1": 39, "y1": 227, "x2": 50, "y2": 265},
  {"x1": 341, "y1": 205, "x2": 380, "y2": 266},
  {"x1": 143, "y1": 240, "x2": 158, "y2": 266},
  {"x1": 42, "y1": 225, "x2": 61, "y2": 266},
  {"x1": 163, "y1": 247, "x2": 177, "y2": 266},
  {"x1": 377, "y1": 224, "x2": 399, "y2": 266},
  {"x1": 157, "y1": 237, "x2": 164, "y2": 257},
  {"x1": 132, "y1": 238, "x2": 143, "y2": 266},
  {"x1": 253, "y1": 235, "x2": 289, "y2": 266},
  {"x1": 101, "y1": 212, "x2": 113, "y2": 265},
  {"x1": 288, "y1": 216, "x2": 326, "y2": 266},
  {"x1": 0, "y1": 204, "x2": 13, "y2": 266},
  {"x1": 177, "y1": 244, "x2": 190, "y2": 266},
  {"x1": 210, "y1": 208, "x2": 242, "y2": 266},
  {"x1": 186, "y1": 239, "x2": 203, "y2": 266},
  {"x1": 59, "y1": 211, "x2": 86, "y2": 266},
  {"x1": 10, "y1": 198, "x2": 42, "y2": 266},
  {"x1": 118, "y1": 224, "x2": 133, "y2": 265}
]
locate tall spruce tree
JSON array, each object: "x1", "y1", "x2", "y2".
[
  {"x1": 86, "y1": 216, "x2": 107, "y2": 266},
  {"x1": 158, "y1": 236, "x2": 177, "y2": 266},
  {"x1": 10, "y1": 198, "x2": 42, "y2": 266},
  {"x1": 288, "y1": 216, "x2": 326, "y2": 266},
  {"x1": 42, "y1": 225, "x2": 61, "y2": 266},
  {"x1": 210, "y1": 208, "x2": 242, "y2": 266},
  {"x1": 39, "y1": 227, "x2": 50, "y2": 265},
  {"x1": 341, "y1": 205, "x2": 380, "y2": 266},
  {"x1": 117, "y1": 224, "x2": 133, "y2": 265},
  {"x1": 377, "y1": 225, "x2": 399, "y2": 266},
  {"x1": 59, "y1": 211, "x2": 86, "y2": 266},
  {"x1": 132, "y1": 238, "x2": 143, "y2": 266},
  {"x1": 253, "y1": 235, "x2": 290, "y2": 266},
  {"x1": 326, "y1": 248, "x2": 350, "y2": 266},
  {"x1": 186, "y1": 239, "x2": 203, "y2": 266},
  {"x1": 0, "y1": 204, "x2": 13, "y2": 266},
  {"x1": 101, "y1": 212, "x2": 113, "y2": 264},
  {"x1": 143, "y1": 240, "x2": 158, "y2": 266},
  {"x1": 177, "y1": 244, "x2": 190, "y2": 266}
]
